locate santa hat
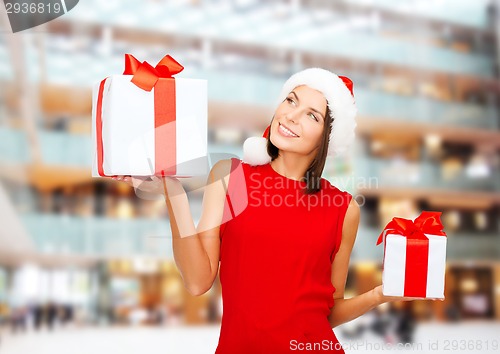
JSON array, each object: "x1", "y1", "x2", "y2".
[{"x1": 242, "y1": 68, "x2": 357, "y2": 166}]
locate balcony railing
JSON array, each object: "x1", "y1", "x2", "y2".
[
  {"x1": 347, "y1": 0, "x2": 493, "y2": 29},
  {"x1": 19, "y1": 215, "x2": 500, "y2": 260},
  {"x1": 2, "y1": 127, "x2": 499, "y2": 192},
  {"x1": 355, "y1": 226, "x2": 500, "y2": 261},
  {"x1": 57, "y1": 0, "x2": 494, "y2": 77},
  {"x1": 0, "y1": 127, "x2": 31, "y2": 163},
  {"x1": 21, "y1": 213, "x2": 173, "y2": 258},
  {"x1": 193, "y1": 70, "x2": 499, "y2": 131},
  {"x1": 356, "y1": 90, "x2": 498, "y2": 130},
  {"x1": 0, "y1": 4, "x2": 495, "y2": 88},
  {"x1": 354, "y1": 157, "x2": 500, "y2": 192}
]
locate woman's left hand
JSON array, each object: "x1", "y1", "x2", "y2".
[{"x1": 374, "y1": 285, "x2": 443, "y2": 304}]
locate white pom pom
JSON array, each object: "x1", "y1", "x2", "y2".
[{"x1": 242, "y1": 137, "x2": 271, "y2": 166}]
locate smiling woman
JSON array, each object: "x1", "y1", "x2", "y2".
[
  {"x1": 267, "y1": 85, "x2": 331, "y2": 194},
  {"x1": 116, "y1": 67, "x2": 418, "y2": 354},
  {"x1": 243, "y1": 68, "x2": 356, "y2": 195},
  {"x1": 210, "y1": 68, "x2": 359, "y2": 354}
]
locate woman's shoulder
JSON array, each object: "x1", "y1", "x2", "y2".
[
  {"x1": 209, "y1": 157, "x2": 247, "y2": 185},
  {"x1": 209, "y1": 158, "x2": 234, "y2": 178}
]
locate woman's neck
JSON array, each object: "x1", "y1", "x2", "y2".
[{"x1": 270, "y1": 153, "x2": 313, "y2": 181}]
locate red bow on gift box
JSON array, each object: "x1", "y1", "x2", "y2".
[
  {"x1": 123, "y1": 53, "x2": 184, "y2": 91},
  {"x1": 376, "y1": 211, "x2": 446, "y2": 245},
  {"x1": 95, "y1": 53, "x2": 184, "y2": 177},
  {"x1": 376, "y1": 211, "x2": 447, "y2": 298}
]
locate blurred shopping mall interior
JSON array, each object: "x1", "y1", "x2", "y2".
[{"x1": 1, "y1": 0, "x2": 500, "y2": 353}]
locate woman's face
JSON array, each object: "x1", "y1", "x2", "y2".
[{"x1": 270, "y1": 85, "x2": 327, "y2": 157}]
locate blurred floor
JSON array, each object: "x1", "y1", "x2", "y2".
[
  {"x1": 0, "y1": 325, "x2": 220, "y2": 354},
  {"x1": 1, "y1": 321, "x2": 499, "y2": 354}
]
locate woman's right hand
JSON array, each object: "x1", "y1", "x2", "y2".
[
  {"x1": 112, "y1": 175, "x2": 160, "y2": 193},
  {"x1": 112, "y1": 175, "x2": 185, "y2": 198}
]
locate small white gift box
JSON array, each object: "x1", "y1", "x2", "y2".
[
  {"x1": 92, "y1": 54, "x2": 208, "y2": 177},
  {"x1": 377, "y1": 211, "x2": 447, "y2": 299}
]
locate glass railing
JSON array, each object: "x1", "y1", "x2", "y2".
[
  {"x1": 446, "y1": 233, "x2": 500, "y2": 260},
  {"x1": 0, "y1": 128, "x2": 93, "y2": 166},
  {"x1": 350, "y1": 227, "x2": 384, "y2": 262},
  {"x1": 355, "y1": 90, "x2": 498, "y2": 130},
  {"x1": 347, "y1": 0, "x2": 492, "y2": 29},
  {"x1": 299, "y1": 33, "x2": 493, "y2": 78},
  {"x1": 0, "y1": 4, "x2": 493, "y2": 82},
  {"x1": 355, "y1": 226, "x2": 500, "y2": 261},
  {"x1": 39, "y1": 130, "x2": 93, "y2": 166},
  {"x1": 188, "y1": 71, "x2": 498, "y2": 130},
  {"x1": 0, "y1": 127, "x2": 244, "y2": 167},
  {"x1": 64, "y1": 0, "x2": 493, "y2": 31},
  {"x1": 20, "y1": 215, "x2": 499, "y2": 260},
  {"x1": 354, "y1": 157, "x2": 500, "y2": 191},
  {"x1": 2, "y1": 129, "x2": 499, "y2": 192},
  {"x1": 1, "y1": 47, "x2": 496, "y2": 129},
  {"x1": 57, "y1": 0, "x2": 494, "y2": 77},
  {"x1": 0, "y1": 127, "x2": 30, "y2": 163},
  {"x1": 208, "y1": 143, "x2": 243, "y2": 159},
  {"x1": 21, "y1": 213, "x2": 173, "y2": 257}
]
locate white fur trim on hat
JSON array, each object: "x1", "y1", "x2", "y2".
[
  {"x1": 242, "y1": 68, "x2": 357, "y2": 165},
  {"x1": 243, "y1": 136, "x2": 272, "y2": 166}
]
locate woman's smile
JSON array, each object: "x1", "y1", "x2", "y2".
[{"x1": 278, "y1": 122, "x2": 299, "y2": 138}]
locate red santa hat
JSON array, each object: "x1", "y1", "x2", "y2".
[{"x1": 242, "y1": 68, "x2": 357, "y2": 166}]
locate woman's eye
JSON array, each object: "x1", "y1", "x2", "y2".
[
  {"x1": 309, "y1": 113, "x2": 318, "y2": 121},
  {"x1": 286, "y1": 97, "x2": 295, "y2": 105}
]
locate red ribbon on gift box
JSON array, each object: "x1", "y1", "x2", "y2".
[
  {"x1": 96, "y1": 54, "x2": 184, "y2": 177},
  {"x1": 123, "y1": 53, "x2": 184, "y2": 91},
  {"x1": 376, "y1": 211, "x2": 446, "y2": 297}
]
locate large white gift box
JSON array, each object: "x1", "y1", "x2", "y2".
[{"x1": 92, "y1": 54, "x2": 208, "y2": 177}]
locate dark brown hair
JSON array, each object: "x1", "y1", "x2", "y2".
[{"x1": 266, "y1": 105, "x2": 333, "y2": 194}]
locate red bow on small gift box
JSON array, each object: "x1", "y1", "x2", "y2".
[
  {"x1": 123, "y1": 53, "x2": 184, "y2": 91},
  {"x1": 95, "y1": 54, "x2": 185, "y2": 177},
  {"x1": 377, "y1": 211, "x2": 447, "y2": 298},
  {"x1": 377, "y1": 211, "x2": 446, "y2": 245}
]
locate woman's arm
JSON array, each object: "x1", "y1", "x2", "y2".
[
  {"x1": 118, "y1": 158, "x2": 232, "y2": 296},
  {"x1": 327, "y1": 198, "x2": 415, "y2": 328},
  {"x1": 169, "y1": 158, "x2": 232, "y2": 296}
]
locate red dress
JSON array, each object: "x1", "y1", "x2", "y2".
[{"x1": 216, "y1": 158, "x2": 352, "y2": 354}]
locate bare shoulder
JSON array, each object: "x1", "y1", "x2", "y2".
[
  {"x1": 345, "y1": 197, "x2": 360, "y2": 223},
  {"x1": 342, "y1": 197, "x2": 360, "y2": 242},
  {"x1": 210, "y1": 158, "x2": 233, "y2": 173},
  {"x1": 209, "y1": 158, "x2": 234, "y2": 182},
  {"x1": 347, "y1": 196, "x2": 359, "y2": 213},
  {"x1": 208, "y1": 158, "x2": 242, "y2": 194}
]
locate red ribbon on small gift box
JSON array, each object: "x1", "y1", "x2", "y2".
[
  {"x1": 376, "y1": 211, "x2": 447, "y2": 297},
  {"x1": 95, "y1": 54, "x2": 184, "y2": 177}
]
